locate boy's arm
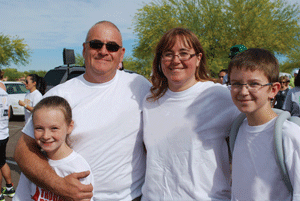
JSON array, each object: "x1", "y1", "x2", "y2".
[{"x1": 14, "y1": 133, "x2": 93, "y2": 200}]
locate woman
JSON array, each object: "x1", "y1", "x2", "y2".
[
  {"x1": 283, "y1": 70, "x2": 300, "y2": 116},
  {"x1": 19, "y1": 74, "x2": 46, "y2": 123},
  {"x1": 142, "y1": 28, "x2": 239, "y2": 200},
  {"x1": 0, "y1": 70, "x2": 6, "y2": 91},
  {"x1": 273, "y1": 76, "x2": 289, "y2": 109}
]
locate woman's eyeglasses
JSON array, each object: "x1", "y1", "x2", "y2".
[
  {"x1": 85, "y1": 40, "x2": 122, "y2": 52},
  {"x1": 162, "y1": 52, "x2": 196, "y2": 61}
]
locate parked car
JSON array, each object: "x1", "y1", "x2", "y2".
[
  {"x1": 44, "y1": 65, "x2": 85, "y2": 92},
  {"x1": 3, "y1": 81, "x2": 28, "y2": 119},
  {"x1": 43, "y1": 66, "x2": 137, "y2": 92}
]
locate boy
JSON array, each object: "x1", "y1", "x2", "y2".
[{"x1": 228, "y1": 48, "x2": 300, "y2": 200}]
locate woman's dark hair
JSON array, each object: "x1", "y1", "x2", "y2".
[
  {"x1": 28, "y1": 74, "x2": 47, "y2": 95},
  {"x1": 295, "y1": 69, "x2": 300, "y2": 87}
]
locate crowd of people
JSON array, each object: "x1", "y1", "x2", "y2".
[{"x1": 0, "y1": 21, "x2": 298, "y2": 201}]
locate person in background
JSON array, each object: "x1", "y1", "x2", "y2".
[
  {"x1": 13, "y1": 96, "x2": 94, "y2": 201},
  {"x1": 14, "y1": 21, "x2": 151, "y2": 201},
  {"x1": 142, "y1": 27, "x2": 239, "y2": 200},
  {"x1": 272, "y1": 75, "x2": 290, "y2": 109},
  {"x1": 18, "y1": 74, "x2": 46, "y2": 124},
  {"x1": 283, "y1": 69, "x2": 300, "y2": 117},
  {"x1": 218, "y1": 69, "x2": 228, "y2": 84},
  {"x1": 0, "y1": 70, "x2": 6, "y2": 91},
  {"x1": 289, "y1": 68, "x2": 299, "y2": 88},
  {"x1": 0, "y1": 82, "x2": 15, "y2": 201}
]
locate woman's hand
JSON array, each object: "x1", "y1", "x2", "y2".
[{"x1": 19, "y1": 100, "x2": 25, "y2": 106}]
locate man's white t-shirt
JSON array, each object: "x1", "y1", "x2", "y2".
[
  {"x1": 142, "y1": 81, "x2": 240, "y2": 200},
  {"x1": 13, "y1": 151, "x2": 94, "y2": 201},
  {"x1": 22, "y1": 71, "x2": 151, "y2": 201},
  {"x1": 24, "y1": 89, "x2": 43, "y2": 123},
  {"x1": 232, "y1": 117, "x2": 300, "y2": 200}
]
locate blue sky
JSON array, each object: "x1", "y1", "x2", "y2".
[{"x1": 0, "y1": 0, "x2": 299, "y2": 72}]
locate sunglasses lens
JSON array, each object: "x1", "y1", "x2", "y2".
[
  {"x1": 106, "y1": 43, "x2": 121, "y2": 52},
  {"x1": 88, "y1": 40, "x2": 120, "y2": 52},
  {"x1": 89, "y1": 40, "x2": 104, "y2": 49}
]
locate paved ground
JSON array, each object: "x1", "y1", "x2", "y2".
[{"x1": 3, "y1": 116, "x2": 24, "y2": 201}]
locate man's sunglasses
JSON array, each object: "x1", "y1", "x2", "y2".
[{"x1": 86, "y1": 40, "x2": 122, "y2": 52}]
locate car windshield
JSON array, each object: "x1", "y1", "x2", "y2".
[
  {"x1": 44, "y1": 69, "x2": 66, "y2": 86},
  {"x1": 5, "y1": 84, "x2": 28, "y2": 94}
]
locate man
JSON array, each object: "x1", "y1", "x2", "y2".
[
  {"x1": 14, "y1": 21, "x2": 151, "y2": 201},
  {"x1": 289, "y1": 68, "x2": 299, "y2": 88},
  {"x1": 218, "y1": 69, "x2": 228, "y2": 84}
]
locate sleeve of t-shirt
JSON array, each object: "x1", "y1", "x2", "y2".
[{"x1": 283, "y1": 121, "x2": 300, "y2": 200}]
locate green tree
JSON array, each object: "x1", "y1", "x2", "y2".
[
  {"x1": 123, "y1": 56, "x2": 152, "y2": 78},
  {"x1": 3, "y1": 68, "x2": 23, "y2": 81},
  {"x1": 132, "y1": 0, "x2": 300, "y2": 77},
  {"x1": 23, "y1": 70, "x2": 47, "y2": 77},
  {"x1": 75, "y1": 53, "x2": 85, "y2": 66},
  {"x1": 0, "y1": 33, "x2": 31, "y2": 68}
]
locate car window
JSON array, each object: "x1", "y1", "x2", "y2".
[
  {"x1": 44, "y1": 70, "x2": 67, "y2": 86},
  {"x1": 5, "y1": 84, "x2": 28, "y2": 94}
]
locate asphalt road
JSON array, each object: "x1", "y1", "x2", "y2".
[{"x1": 3, "y1": 116, "x2": 24, "y2": 201}]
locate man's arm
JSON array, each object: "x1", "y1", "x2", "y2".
[{"x1": 14, "y1": 134, "x2": 93, "y2": 200}]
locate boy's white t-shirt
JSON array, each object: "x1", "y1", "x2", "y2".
[
  {"x1": 142, "y1": 81, "x2": 240, "y2": 200},
  {"x1": 24, "y1": 89, "x2": 43, "y2": 123},
  {"x1": 13, "y1": 151, "x2": 94, "y2": 201},
  {"x1": 22, "y1": 71, "x2": 151, "y2": 200},
  {"x1": 232, "y1": 117, "x2": 300, "y2": 201}
]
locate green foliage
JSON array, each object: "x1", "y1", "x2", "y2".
[
  {"x1": 1, "y1": 68, "x2": 46, "y2": 81},
  {"x1": 3, "y1": 68, "x2": 24, "y2": 81},
  {"x1": 123, "y1": 56, "x2": 152, "y2": 78},
  {"x1": 132, "y1": 0, "x2": 300, "y2": 77},
  {"x1": 75, "y1": 53, "x2": 85, "y2": 66},
  {"x1": 23, "y1": 70, "x2": 47, "y2": 77},
  {"x1": 0, "y1": 33, "x2": 31, "y2": 67}
]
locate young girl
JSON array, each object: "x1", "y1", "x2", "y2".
[
  {"x1": 14, "y1": 96, "x2": 94, "y2": 201},
  {"x1": 19, "y1": 74, "x2": 47, "y2": 123}
]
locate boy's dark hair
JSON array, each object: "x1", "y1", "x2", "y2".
[
  {"x1": 32, "y1": 96, "x2": 72, "y2": 125},
  {"x1": 228, "y1": 48, "x2": 279, "y2": 83}
]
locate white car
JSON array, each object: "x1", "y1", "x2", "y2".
[{"x1": 3, "y1": 81, "x2": 28, "y2": 119}]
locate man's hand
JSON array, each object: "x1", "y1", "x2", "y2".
[{"x1": 61, "y1": 171, "x2": 94, "y2": 201}]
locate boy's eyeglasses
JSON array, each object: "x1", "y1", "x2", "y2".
[
  {"x1": 25, "y1": 80, "x2": 28, "y2": 84},
  {"x1": 228, "y1": 83, "x2": 273, "y2": 93},
  {"x1": 85, "y1": 40, "x2": 122, "y2": 52},
  {"x1": 162, "y1": 52, "x2": 196, "y2": 61}
]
